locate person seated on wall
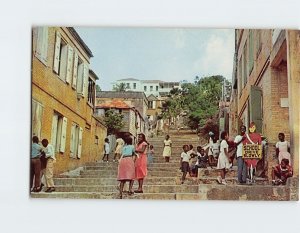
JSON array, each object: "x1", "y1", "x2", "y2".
[{"x1": 272, "y1": 158, "x2": 293, "y2": 186}]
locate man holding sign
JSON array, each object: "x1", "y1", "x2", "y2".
[{"x1": 242, "y1": 122, "x2": 262, "y2": 184}]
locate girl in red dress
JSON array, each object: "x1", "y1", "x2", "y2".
[{"x1": 135, "y1": 133, "x2": 148, "y2": 193}]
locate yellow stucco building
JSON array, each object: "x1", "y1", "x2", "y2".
[{"x1": 32, "y1": 27, "x2": 107, "y2": 175}]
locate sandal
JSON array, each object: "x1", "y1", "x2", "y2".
[{"x1": 134, "y1": 190, "x2": 143, "y2": 193}]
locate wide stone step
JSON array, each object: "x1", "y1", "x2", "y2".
[
  {"x1": 84, "y1": 162, "x2": 181, "y2": 169},
  {"x1": 52, "y1": 184, "x2": 199, "y2": 193},
  {"x1": 53, "y1": 177, "x2": 199, "y2": 186},
  {"x1": 31, "y1": 184, "x2": 292, "y2": 200},
  {"x1": 80, "y1": 170, "x2": 181, "y2": 178},
  {"x1": 198, "y1": 167, "x2": 238, "y2": 178},
  {"x1": 84, "y1": 166, "x2": 179, "y2": 172},
  {"x1": 199, "y1": 177, "x2": 269, "y2": 185}
]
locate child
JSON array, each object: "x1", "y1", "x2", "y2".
[
  {"x1": 193, "y1": 146, "x2": 208, "y2": 177},
  {"x1": 188, "y1": 145, "x2": 197, "y2": 177},
  {"x1": 276, "y1": 133, "x2": 291, "y2": 165},
  {"x1": 41, "y1": 139, "x2": 56, "y2": 193},
  {"x1": 147, "y1": 145, "x2": 154, "y2": 166},
  {"x1": 102, "y1": 138, "x2": 110, "y2": 162},
  {"x1": 180, "y1": 145, "x2": 191, "y2": 184},
  {"x1": 209, "y1": 137, "x2": 219, "y2": 167},
  {"x1": 272, "y1": 158, "x2": 293, "y2": 185},
  {"x1": 216, "y1": 131, "x2": 231, "y2": 185}
]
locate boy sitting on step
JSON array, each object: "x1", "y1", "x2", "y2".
[
  {"x1": 193, "y1": 146, "x2": 209, "y2": 177},
  {"x1": 272, "y1": 158, "x2": 293, "y2": 185}
]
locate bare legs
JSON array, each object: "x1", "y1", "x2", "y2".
[
  {"x1": 165, "y1": 157, "x2": 170, "y2": 162},
  {"x1": 119, "y1": 180, "x2": 135, "y2": 198}
]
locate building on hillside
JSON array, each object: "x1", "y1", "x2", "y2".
[
  {"x1": 114, "y1": 78, "x2": 181, "y2": 97},
  {"x1": 95, "y1": 100, "x2": 145, "y2": 141},
  {"x1": 96, "y1": 91, "x2": 148, "y2": 138},
  {"x1": 229, "y1": 29, "x2": 300, "y2": 176},
  {"x1": 31, "y1": 27, "x2": 107, "y2": 175}
]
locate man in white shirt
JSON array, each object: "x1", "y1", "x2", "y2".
[
  {"x1": 234, "y1": 125, "x2": 247, "y2": 184},
  {"x1": 41, "y1": 139, "x2": 56, "y2": 192}
]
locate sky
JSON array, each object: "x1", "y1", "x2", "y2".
[{"x1": 75, "y1": 27, "x2": 235, "y2": 91}]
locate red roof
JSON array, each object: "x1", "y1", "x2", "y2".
[{"x1": 96, "y1": 100, "x2": 131, "y2": 109}]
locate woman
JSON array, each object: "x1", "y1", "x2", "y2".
[
  {"x1": 117, "y1": 137, "x2": 136, "y2": 199},
  {"x1": 135, "y1": 133, "x2": 148, "y2": 193},
  {"x1": 217, "y1": 131, "x2": 231, "y2": 185},
  {"x1": 162, "y1": 135, "x2": 172, "y2": 162}
]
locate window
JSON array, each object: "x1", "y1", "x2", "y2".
[
  {"x1": 70, "y1": 123, "x2": 83, "y2": 159},
  {"x1": 87, "y1": 78, "x2": 96, "y2": 106},
  {"x1": 32, "y1": 100, "x2": 43, "y2": 139},
  {"x1": 133, "y1": 83, "x2": 136, "y2": 89},
  {"x1": 150, "y1": 86, "x2": 153, "y2": 91},
  {"x1": 58, "y1": 40, "x2": 68, "y2": 80},
  {"x1": 51, "y1": 112, "x2": 67, "y2": 153},
  {"x1": 148, "y1": 101, "x2": 156, "y2": 109},
  {"x1": 243, "y1": 43, "x2": 248, "y2": 87},
  {"x1": 256, "y1": 30, "x2": 262, "y2": 58},
  {"x1": 156, "y1": 86, "x2": 158, "y2": 91},
  {"x1": 126, "y1": 83, "x2": 130, "y2": 89},
  {"x1": 34, "y1": 27, "x2": 48, "y2": 65},
  {"x1": 248, "y1": 30, "x2": 254, "y2": 75},
  {"x1": 148, "y1": 101, "x2": 153, "y2": 109},
  {"x1": 53, "y1": 30, "x2": 74, "y2": 84},
  {"x1": 238, "y1": 58, "x2": 242, "y2": 97},
  {"x1": 76, "y1": 59, "x2": 88, "y2": 97},
  {"x1": 144, "y1": 86, "x2": 147, "y2": 91}
]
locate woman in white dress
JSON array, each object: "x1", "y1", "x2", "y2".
[
  {"x1": 163, "y1": 135, "x2": 172, "y2": 162},
  {"x1": 217, "y1": 131, "x2": 231, "y2": 185}
]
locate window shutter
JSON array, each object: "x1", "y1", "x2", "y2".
[
  {"x1": 70, "y1": 123, "x2": 76, "y2": 158},
  {"x1": 77, "y1": 127, "x2": 83, "y2": 158},
  {"x1": 59, "y1": 117, "x2": 68, "y2": 153},
  {"x1": 249, "y1": 86, "x2": 263, "y2": 133},
  {"x1": 35, "y1": 27, "x2": 43, "y2": 58},
  {"x1": 35, "y1": 103, "x2": 43, "y2": 139},
  {"x1": 72, "y1": 52, "x2": 78, "y2": 89},
  {"x1": 53, "y1": 31, "x2": 61, "y2": 74},
  {"x1": 66, "y1": 45, "x2": 73, "y2": 84},
  {"x1": 41, "y1": 27, "x2": 48, "y2": 63},
  {"x1": 51, "y1": 114, "x2": 58, "y2": 150},
  {"x1": 82, "y1": 63, "x2": 89, "y2": 97}
]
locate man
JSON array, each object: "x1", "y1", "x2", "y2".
[
  {"x1": 30, "y1": 136, "x2": 42, "y2": 192},
  {"x1": 41, "y1": 139, "x2": 56, "y2": 192},
  {"x1": 234, "y1": 125, "x2": 247, "y2": 184}
]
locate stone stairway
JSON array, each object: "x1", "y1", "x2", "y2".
[{"x1": 31, "y1": 129, "x2": 298, "y2": 200}]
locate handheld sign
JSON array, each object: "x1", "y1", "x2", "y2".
[{"x1": 242, "y1": 144, "x2": 262, "y2": 159}]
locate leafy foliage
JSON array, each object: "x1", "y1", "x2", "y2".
[
  {"x1": 112, "y1": 83, "x2": 127, "y2": 92},
  {"x1": 160, "y1": 75, "x2": 229, "y2": 132},
  {"x1": 103, "y1": 109, "x2": 125, "y2": 134},
  {"x1": 96, "y1": 84, "x2": 101, "y2": 92}
]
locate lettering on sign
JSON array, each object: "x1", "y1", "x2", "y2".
[{"x1": 242, "y1": 144, "x2": 262, "y2": 159}]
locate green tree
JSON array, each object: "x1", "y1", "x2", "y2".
[
  {"x1": 103, "y1": 109, "x2": 125, "y2": 134},
  {"x1": 112, "y1": 83, "x2": 127, "y2": 92},
  {"x1": 96, "y1": 84, "x2": 101, "y2": 92},
  {"x1": 182, "y1": 75, "x2": 227, "y2": 130}
]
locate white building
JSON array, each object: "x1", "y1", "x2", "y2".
[{"x1": 115, "y1": 78, "x2": 180, "y2": 97}]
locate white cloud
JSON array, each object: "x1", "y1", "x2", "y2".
[{"x1": 193, "y1": 30, "x2": 234, "y2": 80}]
